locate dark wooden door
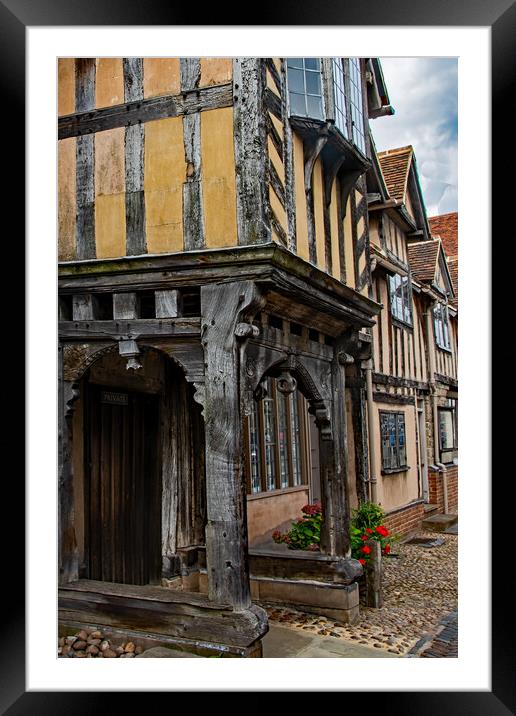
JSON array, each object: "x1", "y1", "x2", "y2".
[{"x1": 86, "y1": 385, "x2": 161, "y2": 585}]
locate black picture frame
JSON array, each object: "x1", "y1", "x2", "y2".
[{"x1": 4, "y1": 0, "x2": 508, "y2": 710}]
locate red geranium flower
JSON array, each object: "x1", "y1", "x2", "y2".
[
  {"x1": 365, "y1": 528, "x2": 373, "y2": 534},
  {"x1": 358, "y1": 558, "x2": 366, "y2": 566},
  {"x1": 361, "y1": 534, "x2": 369, "y2": 541},
  {"x1": 361, "y1": 545, "x2": 372, "y2": 555},
  {"x1": 376, "y1": 525, "x2": 389, "y2": 537},
  {"x1": 383, "y1": 544, "x2": 391, "y2": 554}
]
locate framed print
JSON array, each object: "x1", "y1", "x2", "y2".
[{"x1": 4, "y1": 0, "x2": 511, "y2": 709}]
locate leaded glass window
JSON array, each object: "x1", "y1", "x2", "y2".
[
  {"x1": 380, "y1": 411, "x2": 408, "y2": 471},
  {"x1": 389, "y1": 273, "x2": 412, "y2": 325},
  {"x1": 348, "y1": 58, "x2": 366, "y2": 154},
  {"x1": 245, "y1": 378, "x2": 309, "y2": 494},
  {"x1": 433, "y1": 303, "x2": 451, "y2": 350},
  {"x1": 332, "y1": 57, "x2": 348, "y2": 138},
  {"x1": 287, "y1": 58, "x2": 324, "y2": 120}
]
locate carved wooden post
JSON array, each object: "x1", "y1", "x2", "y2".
[
  {"x1": 364, "y1": 539, "x2": 383, "y2": 608},
  {"x1": 58, "y1": 344, "x2": 79, "y2": 584},
  {"x1": 200, "y1": 281, "x2": 261, "y2": 610},
  {"x1": 318, "y1": 344, "x2": 350, "y2": 558}
]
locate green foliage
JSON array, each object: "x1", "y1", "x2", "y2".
[
  {"x1": 351, "y1": 501, "x2": 386, "y2": 531},
  {"x1": 349, "y1": 502, "x2": 399, "y2": 565},
  {"x1": 272, "y1": 502, "x2": 323, "y2": 551}
]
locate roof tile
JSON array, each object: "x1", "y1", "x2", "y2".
[
  {"x1": 429, "y1": 212, "x2": 458, "y2": 258},
  {"x1": 407, "y1": 240, "x2": 439, "y2": 283},
  {"x1": 377, "y1": 146, "x2": 413, "y2": 202}
]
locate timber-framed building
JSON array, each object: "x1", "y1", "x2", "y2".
[{"x1": 57, "y1": 57, "x2": 456, "y2": 656}]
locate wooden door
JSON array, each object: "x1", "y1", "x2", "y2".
[{"x1": 85, "y1": 385, "x2": 161, "y2": 585}]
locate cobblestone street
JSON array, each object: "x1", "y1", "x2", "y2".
[{"x1": 265, "y1": 530, "x2": 458, "y2": 657}]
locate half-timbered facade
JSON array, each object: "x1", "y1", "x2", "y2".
[
  {"x1": 58, "y1": 57, "x2": 398, "y2": 653},
  {"x1": 365, "y1": 145, "x2": 458, "y2": 535}
]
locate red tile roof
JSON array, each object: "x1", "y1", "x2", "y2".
[
  {"x1": 429, "y1": 212, "x2": 458, "y2": 258},
  {"x1": 377, "y1": 146, "x2": 413, "y2": 202},
  {"x1": 407, "y1": 239, "x2": 439, "y2": 284},
  {"x1": 447, "y1": 256, "x2": 458, "y2": 301}
]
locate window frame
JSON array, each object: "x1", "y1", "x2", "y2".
[
  {"x1": 245, "y1": 377, "x2": 310, "y2": 495},
  {"x1": 433, "y1": 302, "x2": 452, "y2": 351},
  {"x1": 286, "y1": 57, "x2": 325, "y2": 121},
  {"x1": 438, "y1": 406, "x2": 457, "y2": 464},
  {"x1": 379, "y1": 410, "x2": 409, "y2": 474},
  {"x1": 388, "y1": 272, "x2": 413, "y2": 327}
]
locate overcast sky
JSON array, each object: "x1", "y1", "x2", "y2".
[{"x1": 370, "y1": 58, "x2": 458, "y2": 219}]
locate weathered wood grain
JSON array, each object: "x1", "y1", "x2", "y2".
[
  {"x1": 201, "y1": 281, "x2": 264, "y2": 608},
  {"x1": 125, "y1": 124, "x2": 146, "y2": 256},
  {"x1": 58, "y1": 318, "x2": 200, "y2": 340},
  {"x1": 58, "y1": 83, "x2": 233, "y2": 140},
  {"x1": 72, "y1": 293, "x2": 96, "y2": 321},
  {"x1": 58, "y1": 346, "x2": 79, "y2": 584},
  {"x1": 113, "y1": 292, "x2": 138, "y2": 319},
  {"x1": 155, "y1": 290, "x2": 179, "y2": 318},
  {"x1": 58, "y1": 580, "x2": 268, "y2": 647},
  {"x1": 233, "y1": 59, "x2": 270, "y2": 246},
  {"x1": 182, "y1": 113, "x2": 205, "y2": 251},
  {"x1": 76, "y1": 134, "x2": 96, "y2": 259},
  {"x1": 279, "y1": 59, "x2": 297, "y2": 253},
  {"x1": 123, "y1": 58, "x2": 144, "y2": 103},
  {"x1": 180, "y1": 57, "x2": 201, "y2": 92},
  {"x1": 75, "y1": 58, "x2": 95, "y2": 113}
]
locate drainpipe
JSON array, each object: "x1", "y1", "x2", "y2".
[
  {"x1": 424, "y1": 304, "x2": 449, "y2": 514},
  {"x1": 363, "y1": 358, "x2": 378, "y2": 503}
]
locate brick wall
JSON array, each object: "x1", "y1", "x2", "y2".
[
  {"x1": 384, "y1": 500, "x2": 425, "y2": 539},
  {"x1": 429, "y1": 465, "x2": 458, "y2": 513}
]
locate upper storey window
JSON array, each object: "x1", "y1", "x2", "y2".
[
  {"x1": 433, "y1": 303, "x2": 451, "y2": 350},
  {"x1": 332, "y1": 58, "x2": 348, "y2": 139},
  {"x1": 389, "y1": 273, "x2": 412, "y2": 326},
  {"x1": 286, "y1": 58, "x2": 324, "y2": 120},
  {"x1": 348, "y1": 58, "x2": 366, "y2": 154}
]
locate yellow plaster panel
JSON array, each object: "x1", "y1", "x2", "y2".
[
  {"x1": 95, "y1": 128, "x2": 125, "y2": 196},
  {"x1": 313, "y1": 159, "x2": 326, "y2": 271},
  {"x1": 95, "y1": 193, "x2": 126, "y2": 258},
  {"x1": 201, "y1": 107, "x2": 237, "y2": 248},
  {"x1": 375, "y1": 403, "x2": 419, "y2": 511},
  {"x1": 199, "y1": 58, "x2": 232, "y2": 87},
  {"x1": 58, "y1": 137, "x2": 76, "y2": 260},
  {"x1": 266, "y1": 68, "x2": 280, "y2": 95},
  {"x1": 293, "y1": 134, "x2": 309, "y2": 262},
  {"x1": 329, "y1": 181, "x2": 341, "y2": 280},
  {"x1": 356, "y1": 215, "x2": 365, "y2": 239},
  {"x1": 143, "y1": 58, "x2": 180, "y2": 98},
  {"x1": 95, "y1": 58, "x2": 124, "y2": 108},
  {"x1": 58, "y1": 59, "x2": 75, "y2": 116},
  {"x1": 272, "y1": 58, "x2": 281, "y2": 72},
  {"x1": 270, "y1": 114, "x2": 284, "y2": 144},
  {"x1": 267, "y1": 136, "x2": 285, "y2": 185},
  {"x1": 269, "y1": 186, "x2": 287, "y2": 240},
  {"x1": 144, "y1": 116, "x2": 185, "y2": 253},
  {"x1": 343, "y1": 198, "x2": 355, "y2": 289}
]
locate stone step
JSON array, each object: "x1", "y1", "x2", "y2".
[
  {"x1": 423, "y1": 503, "x2": 439, "y2": 515},
  {"x1": 422, "y1": 513, "x2": 458, "y2": 533}
]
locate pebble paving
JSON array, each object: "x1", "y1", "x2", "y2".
[{"x1": 264, "y1": 530, "x2": 458, "y2": 657}]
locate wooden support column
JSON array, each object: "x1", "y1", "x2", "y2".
[
  {"x1": 200, "y1": 281, "x2": 262, "y2": 610},
  {"x1": 318, "y1": 343, "x2": 351, "y2": 558},
  {"x1": 58, "y1": 345, "x2": 79, "y2": 583}
]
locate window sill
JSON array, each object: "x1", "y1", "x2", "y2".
[
  {"x1": 381, "y1": 466, "x2": 410, "y2": 475},
  {"x1": 435, "y1": 344, "x2": 453, "y2": 354},
  {"x1": 391, "y1": 316, "x2": 413, "y2": 331},
  {"x1": 247, "y1": 484, "x2": 309, "y2": 501}
]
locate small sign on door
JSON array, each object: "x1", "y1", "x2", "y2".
[{"x1": 101, "y1": 390, "x2": 129, "y2": 406}]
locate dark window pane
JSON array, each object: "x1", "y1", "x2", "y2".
[
  {"x1": 287, "y1": 57, "x2": 303, "y2": 69},
  {"x1": 289, "y1": 92, "x2": 306, "y2": 116},
  {"x1": 305, "y1": 71, "x2": 321, "y2": 95},
  {"x1": 307, "y1": 94, "x2": 324, "y2": 119},
  {"x1": 288, "y1": 67, "x2": 305, "y2": 94},
  {"x1": 304, "y1": 58, "x2": 320, "y2": 71}
]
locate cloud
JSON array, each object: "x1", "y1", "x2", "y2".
[{"x1": 371, "y1": 58, "x2": 458, "y2": 217}]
